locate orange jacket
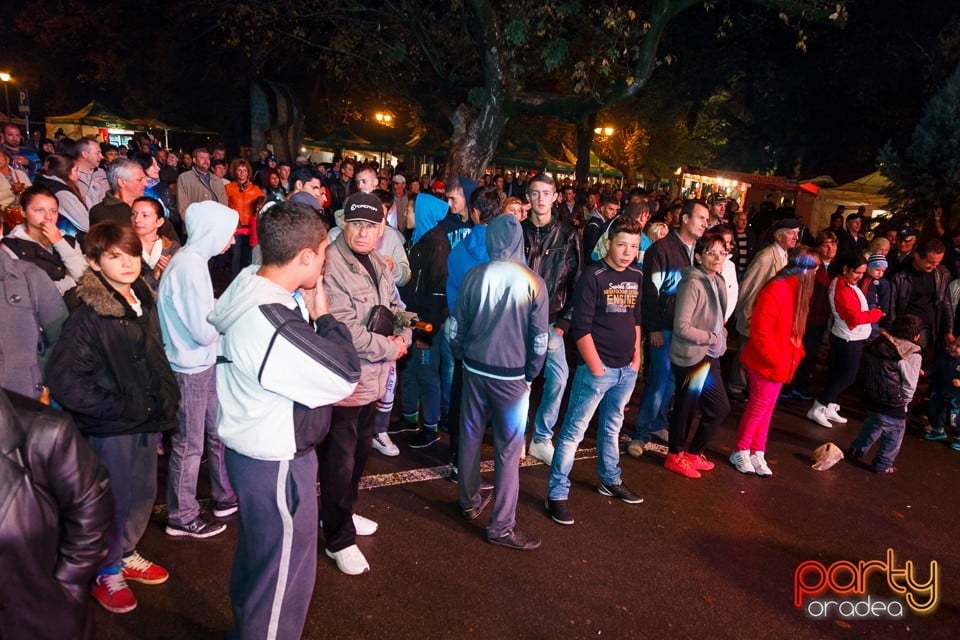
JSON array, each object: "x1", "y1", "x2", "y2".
[{"x1": 225, "y1": 181, "x2": 264, "y2": 244}]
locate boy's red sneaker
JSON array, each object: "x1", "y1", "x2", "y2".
[{"x1": 91, "y1": 571, "x2": 137, "y2": 614}]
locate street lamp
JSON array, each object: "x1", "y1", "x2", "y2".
[
  {"x1": 593, "y1": 126, "x2": 615, "y2": 184},
  {"x1": 0, "y1": 73, "x2": 11, "y2": 117},
  {"x1": 375, "y1": 112, "x2": 394, "y2": 126}
]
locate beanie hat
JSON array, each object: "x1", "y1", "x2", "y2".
[
  {"x1": 343, "y1": 192, "x2": 383, "y2": 223},
  {"x1": 867, "y1": 253, "x2": 888, "y2": 269}
]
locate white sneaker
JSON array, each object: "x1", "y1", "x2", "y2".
[
  {"x1": 353, "y1": 513, "x2": 378, "y2": 536},
  {"x1": 325, "y1": 544, "x2": 370, "y2": 575},
  {"x1": 527, "y1": 439, "x2": 555, "y2": 465},
  {"x1": 750, "y1": 452, "x2": 773, "y2": 477},
  {"x1": 729, "y1": 450, "x2": 756, "y2": 474},
  {"x1": 806, "y1": 401, "x2": 833, "y2": 428},
  {"x1": 826, "y1": 403, "x2": 848, "y2": 424},
  {"x1": 372, "y1": 432, "x2": 400, "y2": 456}
]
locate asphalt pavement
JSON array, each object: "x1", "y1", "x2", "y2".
[{"x1": 93, "y1": 366, "x2": 960, "y2": 640}]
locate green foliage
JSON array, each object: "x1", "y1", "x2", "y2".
[{"x1": 880, "y1": 63, "x2": 960, "y2": 214}]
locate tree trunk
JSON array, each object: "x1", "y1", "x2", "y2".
[
  {"x1": 575, "y1": 113, "x2": 597, "y2": 186},
  {"x1": 445, "y1": 99, "x2": 509, "y2": 180}
]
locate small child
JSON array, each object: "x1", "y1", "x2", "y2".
[
  {"x1": 847, "y1": 313, "x2": 924, "y2": 473},
  {"x1": 546, "y1": 215, "x2": 644, "y2": 525},
  {"x1": 924, "y1": 338, "x2": 960, "y2": 445},
  {"x1": 859, "y1": 253, "x2": 891, "y2": 338}
]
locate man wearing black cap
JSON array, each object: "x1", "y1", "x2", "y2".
[
  {"x1": 886, "y1": 226, "x2": 918, "y2": 276},
  {"x1": 729, "y1": 218, "x2": 800, "y2": 399},
  {"x1": 321, "y1": 192, "x2": 411, "y2": 575}
]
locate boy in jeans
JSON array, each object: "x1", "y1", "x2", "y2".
[
  {"x1": 547, "y1": 215, "x2": 644, "y2": 525},
  {"x1": 847, "y1": 314, "x2": 923, "y2": 474}
]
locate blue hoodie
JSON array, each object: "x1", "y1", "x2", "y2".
[
  {"x1": 412, "y1": 194, "x2": 449, "y2": 244},
  {"x1": 446, "y1": 224, "x2": 488, "y2": 311}
]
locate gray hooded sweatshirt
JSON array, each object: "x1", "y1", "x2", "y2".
[{"x1": 447, "y1": 215, "x2": 549, "y2": 381}]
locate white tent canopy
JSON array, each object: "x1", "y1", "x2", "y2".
[{"x1": 809, "y1": 171, "x2": 892, "y2": 231}]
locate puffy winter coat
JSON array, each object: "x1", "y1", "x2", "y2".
[{"x1": 46, "y1": 272, "x2": 179, "y2": 436}]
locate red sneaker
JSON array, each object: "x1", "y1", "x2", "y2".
[
  {"x1": 121, "y1": 551, "x2": 169, "y2": 585},
  {"x1": 91, "y1": 571, "x2": 137, "y2": 613},
  {"x1": 664, "y1": 452, "x2": 701, "y2": 479},
  {"x1": 686, "y1": 452, "x2": 715, "y2": 471}
]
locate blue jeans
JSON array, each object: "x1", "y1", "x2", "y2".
[
  {"x1": 548, "y1": 364, "x2": 638, "y2": 500},
  {"x1": 440, "y1": 321, "x2": 454, "y2": 415},
  {"x1": 167, "y1": 366, "x2": 236, "y2": 525},
  {"x1": 849, "y1": 412, "x2": 906, "y2": 472},
  {"x1": 532, "y1": 326, "x2": 569, "y2": 443},
  {"x1": 399, "y1": 338, "x2": 441, "y2": 426},
  {"x1": 631, "y1": 330, "x2": 674, "y2": 442}
]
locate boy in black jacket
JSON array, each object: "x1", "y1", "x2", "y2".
[{"x1": 47, "y1": 221, "x2": 180, "y2": 614}]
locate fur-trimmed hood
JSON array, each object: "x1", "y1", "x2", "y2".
[{"x1": 75, "y1": 271, "x2": 156, "y2": 318}]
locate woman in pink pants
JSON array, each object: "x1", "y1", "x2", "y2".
[{"x1": 730, "y1": 247, "x2": 820, "y2": 476}]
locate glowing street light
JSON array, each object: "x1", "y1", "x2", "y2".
[
  {"x1": 0, "y1": 73, "x2": 11, "y2": 117},
  {"x1": 592, "y1": 126, "x2": 615, "y2": 183},
  {"x1": 375, "y1": 112, "x2": 394, "y2": 126}
]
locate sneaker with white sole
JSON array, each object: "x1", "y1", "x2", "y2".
[
  {"x1": 165, "y1": 513, "x2": 227, "y2": 539},
  {"x1": 213, "y1": 501, "x2": 238, "y2": 518},
  {"x1": 325, "y1": 544, "x2": 370, "y2": 575},
  {"x1": 597, "y1": 481, "x2": 644, "y2": 504},
  {"x1": 91, "y1": 570, "x2": 137, "y2": 613},
  {"x1": 626, "y1": 439, "x2": 645, "y2": 458},
  {"x1": 527, "y1": 439, "x2": 555, "y2": 465},
  {"x1": 825, "y1": 403, "x2": 848, "y2": 424},
  {"x1": 729, "y1": 450, "x2": 756, "y2": 474},
  {"x1": 750, "y1": 452, "x2": 773, "y2": 477},
  {"x1": 353, "y1": 513, "x2": 378, "y2": 536},
  {"x1": 120, "y1": 551, "x2": 169, "y2": 584},
  {"x1": 806, "y1": 401, "x2": 833, "y2": 428},
  {"x1": 372, "y1": 432, "x2": 400, "y2": 456}
]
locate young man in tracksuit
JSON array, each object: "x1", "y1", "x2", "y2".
[
  {"x1": 449, "y1": 214, "x2": 549, "y2": 550},
  {"x1": 209, "y1": 201, "x2": 360, "y2": 640}
]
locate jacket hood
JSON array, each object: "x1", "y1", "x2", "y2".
[
  {"x1": 76, "y1": 271, "x2": 155, "y2": 318},
  {"x1": 461, "y1": 224, "x2": 489, "y2": 261},
  {"x1": 289, "y1": 191, "x2": 322, "y2": 211},
  {"x1": 486, "y1": 215, "x2": 524, "y2": 262},
  {"x1": 207, "y1": 265, "x2": 296, "y2": 332},
  {"x1": 877, "y1": 329, "x2": 922, "y2": 360},
  {"x1": 183, "y1": 201, "x2": 239, "y2": 259},
  {"x1": 455, "y1": 176, "x2": 479, "y2": 205},
  {"x1": 412, "y1": 194, "x2": 448, "y2": 243}
]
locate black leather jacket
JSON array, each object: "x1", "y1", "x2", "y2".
[
  {"x1": 522, "y1": 216, "x2": 582, "y2": 331},
  {"x1": 0, "y1": 390, "x2": 113, "y2": 640},
  {"x1": 888, "y1": 265, "x2": 954, "y2": 341}
]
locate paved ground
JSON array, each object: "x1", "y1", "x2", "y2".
[{"x1": 94, "y1": 362, "x2": 960, "y2": 640}]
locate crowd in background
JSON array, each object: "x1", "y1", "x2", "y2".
[{"x1": 3, "y1": 122, "x2": 959, "y2": 639}]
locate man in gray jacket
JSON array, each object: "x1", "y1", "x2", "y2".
[{"x1": 448, "y1": 215, "x2": 549, "y2": 551}]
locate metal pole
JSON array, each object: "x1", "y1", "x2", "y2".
[{"x1": 2, "y1": 83, "x2": 9, "y2": 119}]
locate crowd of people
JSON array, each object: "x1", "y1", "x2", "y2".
[{"x1": 2, "y1": 122, "x2": 958, "y2": 639}]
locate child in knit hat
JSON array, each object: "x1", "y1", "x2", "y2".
[{"x1": 859, "y1": 253, "x2": 891, "y2": 338}]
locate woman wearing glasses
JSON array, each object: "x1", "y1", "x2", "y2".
[{"x1": 662, "y1": 232, "x2": 732, "y2": 479}]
